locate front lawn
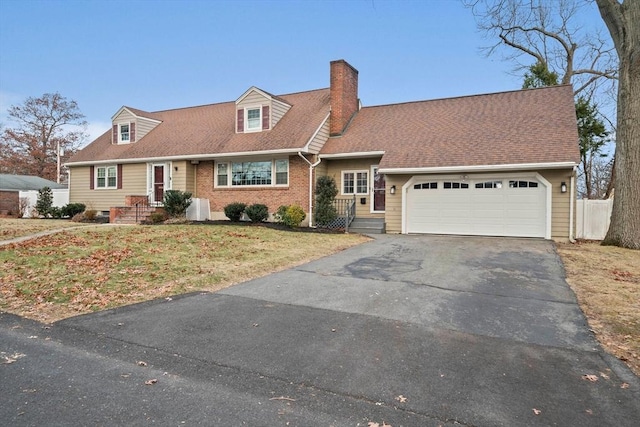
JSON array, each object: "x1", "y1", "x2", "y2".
[
  {"x1": 557, "y1": 241, "x2": 640, "y2": 376},
  {"x1": 0, "y1": 218, "x2": 86, "y2": 240},
  {"x1": 0, "y1": 224, "x2": 369, "y2": 322}
]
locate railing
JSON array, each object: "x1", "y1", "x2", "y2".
[
  {"x1": 134, "y1": 198, "x2": 149, "y2": 224},
  {"x1": 316, "y1": 195, "x2": 356, "y2": 231}
]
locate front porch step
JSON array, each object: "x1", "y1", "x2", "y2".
[
  {"x1": 348, "y1": 218, "x2": 386, "y2": 234},
  {"x1": 112, "y1": 206, "x2": 157, "y2": 224}
]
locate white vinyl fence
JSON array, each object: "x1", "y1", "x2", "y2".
[
  {"x1": 576, "y1": 198, "x2": 613, "y2": 240},
  {"x1": 19, "y1": 189, "x2": 70, "y2": 218}
]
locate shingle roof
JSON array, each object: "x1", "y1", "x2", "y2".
[
  {"x1": 68, "y1": 88, "x2": 330, "y2": 164},
  {"x1": 320, "y1": 85, "x2": 580, "y2": 169},
  {"x1": 0, "y1": 174, "x2": 67, "y2": 191}
]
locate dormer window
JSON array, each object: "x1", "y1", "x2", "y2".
[
  {"x1": 236, "y1": 104, "x2": 270, "y2": 133},
  {"x1": 119, "y1": 124, "x2": 130, "y2": 142},
  {"x1": 246, "y1": 108, "x2": 261, "y2": 130}
]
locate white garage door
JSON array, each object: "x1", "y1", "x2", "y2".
[{"x1": 406, "y1": 177, "x2": 547, "y2": 238}]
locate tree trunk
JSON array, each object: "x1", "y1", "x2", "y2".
[{"x1": 597, "y1": 0, "x2": 640, "y2": 249}]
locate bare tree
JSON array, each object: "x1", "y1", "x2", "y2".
[
  {"x1": 596, "y1": 0, "x2": 640, "y2": 249},
  {"x1": 0, "y1": 93, "x2": 87, "y2": 183},
  {"x1": 465, "y1": 0, "x2": 618, "y2": 96}
]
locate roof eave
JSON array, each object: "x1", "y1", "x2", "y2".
[
  {"x1": 319, "y1": 151, "x2": 386, "y2": 159},
  {"x1": 379, "y1": 162, "x2": 579, "y2": 174}
]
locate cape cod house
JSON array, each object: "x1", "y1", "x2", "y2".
[{"x1": 66, "y1": 59, "x2": 580, "y2": 240}]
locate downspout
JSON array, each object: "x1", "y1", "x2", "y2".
[
  {"x1": 569, "y1": 165, "x2": 576, "y2": 243},
  {"x1": 298, "y1": 152, "x2": 322, "y2": 227}
]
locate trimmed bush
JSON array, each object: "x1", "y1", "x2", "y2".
[
  {"x1": 62, "y1": 203, "x2": 86, "y2": 218},
  {"x1": 224, "y1": 202, "x2": 247, "y2": 222},
  {"x1": 163, "y1": 190, "x2": 192, "y2": 217},
  {"x1": 49, "y1": 206, "x2": 63, "y2": 219},
  {"x1": 275, "y1": 204, "x2": 306, "y2": 228},
  {"x1": 314, "y1": 176, "x2": 338, "y2": 226},
  {"x1": 149, "y1": 211, "x2": 168, "y2": 224},
  {"x1": 245, "y1": 204, "x2": 269, "y2": 223}
]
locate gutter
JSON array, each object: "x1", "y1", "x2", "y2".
[
  {"x1": 569, "y1": 165, "x2": 576, "y2": 243},
  {"x1": 298, "y1": 152, "x2": 322, "y2": 227},
  {"x1": 379, "y1": 162, "x2": 578, "y2": 174}
]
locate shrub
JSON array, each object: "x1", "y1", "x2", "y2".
[
  {"x1": 150, "y1": 211, "x2": 168, "y2": 224},
  {"x1": 18, "y1": 197, "x2": 29, "y2": 218},
  {"x1": 83, "y1": 209, "x2": 98, "y2": 221},
  {"x1": 245, "y1": 204, "x2": 269, "y2": 223},
  {"x1": 62, "y1": 203, "x2": 86, "y2": 218},
  {"x1": 224, "y1": 202, "x2": 247, "y2": 222},
  {"x1": 314, "y1": 176, "x2": 338, "y2": 226},
  {"x1": 71, "y1": 213, "x2": 85, "y2": 222},
  {"x1": 275, "y1": 204, "x2": 306, "y2": 228},
  {"x1": 49, "y1": 206, "x2": 63, "y2": 219},
  {"x1": 163, "y1": 190, "x2": 192, "y2": 217},
  {"x1": 35, "y1": 187, "x2": 53, "y2": 217}
]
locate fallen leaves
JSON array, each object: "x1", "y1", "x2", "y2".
[
  {"x1": 395, "y1": 395, "x2": 408, "y2": 403},
  {"x1": 582, "y1": 374, "x2": 599, "y2": 382},
  {"x1": 144, "y1": 379, "x2": 158, "y2": 385},
  {"x1": 532, "y1": 408, "x2": 542, "y2": 415},
  {"x1": 1, "y1": 352, "x2": 26, "y2": 364}
]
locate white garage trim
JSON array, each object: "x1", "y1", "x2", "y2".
[{"x1": 401, "y1": 172, "x2": 551, "y2": 239}]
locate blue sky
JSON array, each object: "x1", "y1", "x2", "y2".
[{"x1": 0, "y1": 0, "x2": 607, "y2": 144}]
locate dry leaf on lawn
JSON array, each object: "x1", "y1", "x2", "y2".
[
  {"x1": 144, "y1": 379, "x2": 158, "y2": 385},
  {"x1": 582, "y1": 374, "x2": 598, "y2": 382},
  {"x1": 533, "y1": 408, "x2": 542, "y2": 415}
]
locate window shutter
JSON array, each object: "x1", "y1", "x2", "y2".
[
  {"x1": 89, "y1": 166, "x2": 95, "y2": 189},
  {"x1": 117, "y1": 164, "x2": 123, "y2": 189},
  {"x1": 130, "y1": 122, "x2": 136, "y2": 142},
  {"x1": 112, "y1": 125, "x2": 118, "y2": 144},
  {"x1": 237, "y1": 109, "x2": 244, "y2": 133},
  {"x1": 262, "y1": 105, "x2": 270, "y2": 130}
]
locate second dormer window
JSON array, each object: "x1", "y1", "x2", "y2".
[
  {"x1": 120, "y1": 124, "x2": 130, "y2": 142},
  {"x1": 246, "y1": 108, "x2": 261, "y2": 130}
]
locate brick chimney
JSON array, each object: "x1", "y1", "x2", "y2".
[{"x1": 330, "y1": 60, "x2": 359, "y2": 136}]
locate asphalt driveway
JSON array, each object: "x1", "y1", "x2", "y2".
[{"x1": 1, "y1": 235, "x2": 638, "y2": 426}]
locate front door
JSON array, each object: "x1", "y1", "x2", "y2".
[
  {"x1": 372, "y1": 166, "x2": 385, "y2": 213},
  {"x1": 153, "y1": 165, "x2": 165, "y2": 204}
]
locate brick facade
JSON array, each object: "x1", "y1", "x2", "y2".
[
  {"x1": 0, "y1": 190, "x2": 19, "y2": 214},
  {"x1": 196, "y1": 155, "x2": 312, "y2": 219}
]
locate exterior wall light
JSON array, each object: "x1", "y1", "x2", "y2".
[
  {"x1": 390, "y1": 185, "x2": 396, "y2": 195},
  {"x1": 560, "y1": 182, "x2": 567, "y2": 193}
]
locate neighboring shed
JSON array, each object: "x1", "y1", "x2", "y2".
[{"x1": 0, "y1": 174, "x2": 67, "y2": 216}]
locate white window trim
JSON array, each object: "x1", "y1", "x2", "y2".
[
  {"x1": 118, "y1": 123, "x2": 130, "y2": 144},
  {"x1": 95, "y1": 165, "x2": 117, "y2": 189},
  {"x1": 214, "y1": 158, "x2": 289, "y2": 188},
  {"x1": 244, "y1": 106, "x2": 262, "y2": 132},
  {"x1": 341, "y1": 170, "x2": 369, "y2": 196}
]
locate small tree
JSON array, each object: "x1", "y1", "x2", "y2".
[
  {"x1": 314, "y1": 176, "x2": 338, "y2": 226},
  {"x1": 163, "y1": 190, "x2": 192, "y2": 217},
  {"x1": 35, "y1": 186, "x2": 53, "y2": 217}
]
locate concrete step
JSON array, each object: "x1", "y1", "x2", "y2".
[{"x1": 348, "y1": 218, "x2": 386, "y2": 234}]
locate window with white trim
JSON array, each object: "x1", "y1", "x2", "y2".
[
  {"x1": 342, "y1": 171, "x2": 368, "y2": 195},
  {"x1": 414, "y1": 182, "x2": 438, "y2": 190},
  {"x1": 215, "y1": 159, "x2": 288, "y2": 187},
  {"x1": 246, "y1": 108, "x2": 261, "y2": 131},
  {"x1": 96, "y1": 166, "x2": 117, "y2": 189},
  {"x1": 119, "y1": 124, "x2": 130, "y2": 143}
]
